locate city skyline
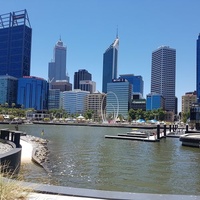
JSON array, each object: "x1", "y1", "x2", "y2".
[{"x1": 2, "y1": 1, "x2": 200, "y2": 112}]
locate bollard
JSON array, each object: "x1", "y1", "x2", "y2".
[
  {"x1": 13, "y1": 131, "x2": 21, "y2": 148},
  {"x1": 164, "y1": 124, "x2": 166, "y2": 137},
  {"x1": 169, "y1": 125, "x2": 171, "y2": 132},
  {"x1": 157, "y1": 124, "x2": 160, "y2": 139},
  {"x1": 186, "y1": 124, "x2": 188, "y2": 133},
  {"x1": 0, "y1": 129, "x2": 10, "y2": 140}
]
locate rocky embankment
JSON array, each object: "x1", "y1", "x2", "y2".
[{"x1": 21, "y1": 135, "x2": 50, "y2": 172}]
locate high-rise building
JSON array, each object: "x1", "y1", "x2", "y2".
[
  {"x1": 74, "y1": 69, "x2": 91, "y2": 90},
  {"x1": 119, "y1": 74, "x2": 144, "y2": 97},
  {"x1": 102, "y1": 37, "x2": 119, "y2": 93},
  {"x1": 106, "y1": 78, "x2": 132, "y2": 119},
  {"x1": 0, "y1": 10, "x2": 32, "y2": 78},
  {"x1": 151, "y1": 46, "x2": 176, "y2": 112},
  {"x1": 62, "y1": 89, "x2": 89, "y2": 115},
  {"x1": 48, "y1": 38, "x2": 68, "y2": 86},
  {"x1": 51, "y1": 80, "x2": 72, "y2": 92},
  {"x1": 182, "y1": 91, "x2": 197, "y2": 114},
  {"x1": 85, "y1": 92, "x2": 106, "y2": 121},
  {"x1": 80, "y1": 80, "x2": 96, "y2": 93},
  {"x1": 17, "y1": 76, "x2": 48, "y2": 110},
  {"x1": 0, "y1": 75, "x2": 18, "y2": 106},
  {"x1": 146, "y1": 93, "x2": 165, "y2": 111},
  {"x1": 196, "y1": 34, "x2": 200, "y2": 103},
  {"x1": 48, "y1": 89, "x2": 61, "y2": 110}
]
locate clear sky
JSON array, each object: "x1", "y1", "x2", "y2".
[{"x1": 1, "y1": 0, "x2": 200, "y2": 112}]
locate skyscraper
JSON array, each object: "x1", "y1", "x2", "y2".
[
  {"x1": 102, "y1": 37, "x2": 119, "y2": 93},
  {"x1": 74, "y1": 69, "x2": 91, "y2": 89},
  {"x1": 0, "y1": 10, "x2": 32, "y2": 78},
  {"x1": 119, "y1": 74, "x2": 144, "y2": 97},
  {"x1": 196, "y1": 34, "x2": 200, "y2": 102},
  {"x1": 17, "y1": 76, "x2": 48, "y2": 110},
  {"x1": 48, "y1": 38, "x2": 68, "y2": 86},
  {"x1": 151, "y1": 46, "x2": 176, "y2": 112}
]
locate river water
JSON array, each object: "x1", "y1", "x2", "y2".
[{"x1": 2, "y1": 124, "x2": 200, "y2": 195}]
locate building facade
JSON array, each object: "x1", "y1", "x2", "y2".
[
  {"x1": 51, "y1": 80, "x2": 72, "y2": 92},
  {"x1": 102, "y1": 37, "x2": 119, "y2": 93},
  {"x1": 197, "y1": 34, "x2": 200, "y2": 103},
  {"x1": 74, "y1": 69, "x2": 92, "y2": 90},
  {"x1": 182, "y1": 91, "x2": 197, "y2": 114},
  {"x1": 0, "y1": 75, "x2": 18, "y2": 106},
  {"x1": 106, "y1": 78, "x2": 132, "y2": 119},
  {"x1": 85, "y1": 92, "x2": 106, "y2": 121},
  {"x1": 80, "y1": 80, "x2": 96, "y2": 93},
  {"x1": 146, "y1": 93, "x2": 165, "y2": 111},
  {"x1": 17, "y1": 76, "x2": 48, "y2": 110},
  {"x1": 151, "y1": 46, "x2": 176, "y2": 112},
  {"x1": 48, "y1": 89, "x2": 61, "y2": 110},
  {"x1": 0, "y1": 10, "x2": 32, "y2": 78},
  {"x1": 62, "y1": 89, "x2": 89, "y2": 115},
  {"x1": 119, "y1": 74, "x2": 144, "y2": 97},
  {"x1": 48, "y1": 39, "x2": 68, "y2": 87}
]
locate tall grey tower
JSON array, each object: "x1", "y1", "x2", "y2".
[
  {"x1": 151, "y1": 46, "x2": 176, "y2": 112},
  {"x1": 102, "y1": 37, "x2": 119, "y2": 93},
  {"x1": 48, "y1": 38, "x2": 69, "y2": 87}
]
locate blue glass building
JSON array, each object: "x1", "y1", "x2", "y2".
[
  {"x1": 17, "y1": 76, "x2": 48, "y2": 110},
  {"x1": 102, "y1": 37, "x2": 119, "y2": 93},
  {"x1": 0, "y1": 10, "x2": 32, "y2": 78},
  {"x1": 107, "y1": 78, "x2": 132, "y2": 119},
  {"x1": 0, "y1": 75, "x2": 18, "y2": 106},
  {"x1": 196, "y1": 34, "x2": 200, "y2": 103},
  {"x1": 119, "y1": 74, "x2": 144, "y2": 97},
  {"x1": 146, "y1": 93, "x2": 165, "y2": 111}
]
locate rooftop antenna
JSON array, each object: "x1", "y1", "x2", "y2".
[
  {"x1": 116, "y1": 25, "x2": 118, "y2": 39},
  {"x1": 59, "y1": 35, "x2": 62, "y2": 41}
]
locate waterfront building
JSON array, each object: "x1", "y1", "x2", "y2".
[
  {"x1": 102, "y1": 37, "x2": 119, "y2": 93},
  {"x1": 48, "y1": 38, "x2": 68, "y2": 87},
  {"x1": 119, "y1": 74, "x2": 144, "y2": 97},
  {"x1": 17, "y1": 76, "x2": 48, "y2": 110},
  {"x1": 85, "y1": 91, "x2": 106, "y2": 121},
  {"x1": 0, "y1": 10, "x2": 32, "y2": 78},
  {"x1": 48, "y1": 89, "x2": 61, "y2": 110},
  {"x1": 106, "y1": 78, "x2": 132, "y2": 119},
  {"x1": 182, "y1": 91, "x2": 197, "y2": 114},
  {"x1": 74, "y1": 69, "x2": 92, "y2": 90},
  {"x1": 151, "y1": 46, "x2": 176, "y2": 113},
  {"x1": 51, "y1": 80, "x2": 72, "y2": 92},
  {"x1": 146, "y1": 93, "x2": 165, "y2": 111},
  {"x1": 62, "y1": 89, "x2": 89, "y2": 115},
  {"x1": 80, "y1": 80, "x2": 96, "y2": 93},
  {"x1": 0, "y1": 75, "x2": 18, "y2": 106}
]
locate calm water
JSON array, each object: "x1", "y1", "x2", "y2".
[{"x1": 2, "y1": 124, "x2": 200, "y2": 195}]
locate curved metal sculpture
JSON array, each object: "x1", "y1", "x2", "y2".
[{"x1": 101, "y1": 91, "x2": 119, "y2": 123}]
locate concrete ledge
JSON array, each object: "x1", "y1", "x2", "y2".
[{"x1": 20, "y1": 181, "x2": 200, "y2": 200}]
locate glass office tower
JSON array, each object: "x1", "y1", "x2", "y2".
[
  {"x1": 196, "y1": 34, "x2": 200, "y2": 103},
  {"x1": 17, "y1": 76, "x2": 48, "y2": 110},
  {"x1": 74, "y1": 69, "x2": 92, "y2": 89},
  {"x1": 151, "y1": 46, "x2": 176, "y2": 112},
  {"x1": 48, "y1": 38, "x2": 67, "y2": 87},
  {"x1": 0, "y1": 10, "x2": 32, "y2": 78},
  {"x1": 119, "y1": 74, "x2": 144, "y2": 97},
  {"x1": 102, "y1": 37, "x2": 119, "y2": 93}
]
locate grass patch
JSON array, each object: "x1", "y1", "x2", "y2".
[{"x1": 0, "y1": 163, "x2": 33, "y2": 200}]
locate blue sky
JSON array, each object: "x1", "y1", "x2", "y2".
[{"x1": 1, "y1": 0, "x2": 200, "y2": 112}]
